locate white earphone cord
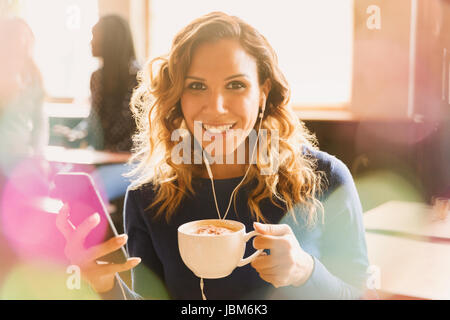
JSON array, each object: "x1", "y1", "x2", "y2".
[
  {"x1": 203, "y1": 105, "x2": 265, "y2": 221},
  {"x1": 116, "y1": 272, "x2": 128, "y2": 300},
  {"x1": 200, "y1": 105, "x2": 265, "y2": 300}
]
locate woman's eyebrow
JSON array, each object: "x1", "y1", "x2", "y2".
[
  {"x1": 185, "y1": 74, "x2": 250, "y2": 81},
  {"x1": 185, "y1": 76, "x2": 204, "y2": 81},
  {"x1": 225, "y1": 73, "x2": 249, "y2": 81}
]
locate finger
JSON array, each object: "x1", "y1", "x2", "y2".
[
  {"x1": 254, "y1": 222, "x2": 292, "y2": 236},
  {"x1": 94, "y1": 257, "x2": 142, "y2": 276},
  {"x1": 251, "y1": 254, "x2": 280, "y2": 272},
  {"x1": 257, "y1": 268, "x2": 280, "y2": 279},
  {"x1": 56, "y1": 203, "x2": 75, "y2": 238},
  {"x1": 259, "y1": 271, "x2": 288, "y2": 288},
  {"x1": 84, "y1": 234, "x2": 128, "y2": 262},
  {"x1": 253, "y1": 234, "x2": 289, "y2": 250},
  {"x1": 72, "y1": 213, "x2": 101, "y2": 245},
  {"x1": 256, "y1": 272, "x2": 280, "y2": 287}
]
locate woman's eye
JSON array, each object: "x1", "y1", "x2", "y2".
[
  {"x1": 226, "y1": 81, "x2": 246, "y2": 90},
  {"x1": 188, "y1": 82, "x2": 206, "y2": 90}
]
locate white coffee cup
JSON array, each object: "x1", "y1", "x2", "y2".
[{"x1": 178, "y1": 219, "x2": 262, "y2": 279}]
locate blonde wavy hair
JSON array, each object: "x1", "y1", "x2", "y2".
[{"x1": 128, "y1": 12, "x2": 325, "y2": 227}]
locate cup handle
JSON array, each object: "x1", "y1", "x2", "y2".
[{"x1": 237, "y1": 231, "x2": 262, "y2": 267}]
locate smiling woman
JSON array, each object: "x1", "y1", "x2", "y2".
[
  {"x1": 56, "y1": 11, "x2": 370, "y2": 300},
  {"x1": 129, "y1": 12, "x2": 322, "y2": 226},
  {"x1": 180, "y1": 39, "x2": 271, "y2": 174}
]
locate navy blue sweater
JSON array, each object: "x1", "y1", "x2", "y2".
[{"x1": 101, "y1": 147, "x2": 369, "y2": 300}]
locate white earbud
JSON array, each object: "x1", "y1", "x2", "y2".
[{"x1": 259, "y1": 96, "x2": 266, "y2": 119}]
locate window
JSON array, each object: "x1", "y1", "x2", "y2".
[
  {"x1": 18, "y1": 0, "x2": 99, "y2": 100},
  {"x1": 148, "y1": 0, "x2": 354, "y2": 108}
]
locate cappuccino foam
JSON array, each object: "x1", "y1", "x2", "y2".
[{"x1": 193, "y1": 224, "x2": 236, "y2": 235}]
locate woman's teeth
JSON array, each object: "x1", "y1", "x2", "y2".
[{"x1": 203, "y1": 124, "x2": 234, "y2": 133}]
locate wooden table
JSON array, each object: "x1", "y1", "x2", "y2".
[
  {"x1": 44, "y1": 101, "x2": 90, "y2": 119},
  {"x1": 41, "y1": 146, "x2": 132, "y2": 214},
  {"x1": 365, "y1": 232, "x2": 450, "y2": 300},
  {"x1": 364, "y1": 201, "x2": 450, "y2": 300},
  {"x1": 44, "y1": 146, "x2": 131, "y2": 165},
  {"x1": 364, "y1": 201, "x2": 450, "y2": 240}
]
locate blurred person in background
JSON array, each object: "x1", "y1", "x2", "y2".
[
  {"x1": 55, "y1": 15, "x2": 140, "y2": 202},
  {"x1": 0, "y1": 16, "x2": 47, "y2": 178},
  {"x1": 0, "y1": 16, "x2": 54, "y2": 287}
]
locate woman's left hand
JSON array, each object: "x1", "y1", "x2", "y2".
[{"x1": 251, "y1": 222, "x2": 314, "y2": 288}]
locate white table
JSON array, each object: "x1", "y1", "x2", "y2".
[
  {"x1": 364, "y1": 201, "x2": 450, "y2": 300},
  {"x1": 366, "y1": 232, "x2": 450, "y2": 300},
  {"x1": 364, "y1": 201, "x2": 450, "y2": 239},
  {"x1": 44, "y1": 146, "x2": 131, "y2": 165},
  {"x1": 44, "y1": 102, "x2": 90, "y2": 119}
]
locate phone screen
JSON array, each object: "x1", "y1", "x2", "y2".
[{"x1": 54, "y1": 172, "x2": 128, "y2": 264}]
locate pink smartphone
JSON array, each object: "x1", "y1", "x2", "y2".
[{"x1": 54, "y1": 172, "x2": 128, "y2": 264}]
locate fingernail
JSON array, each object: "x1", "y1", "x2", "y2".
[
  {"x1": 116, "y1": 234, "x2": 128, "y2": 243},
  {"x1": 90, "y1": 213, "x2": 100, "y2": 224},
  {"x1": 60, "y1": 203, "x2": 69, "y2": 215},
  {"x1": 128, "y1": 257, "x2": 141, "y2": 265}
]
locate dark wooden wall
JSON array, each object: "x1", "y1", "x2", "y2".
[{"x1": 304, "y1": 119, "x2": 449, "y2": 212}]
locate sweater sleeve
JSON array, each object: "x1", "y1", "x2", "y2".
[
  {"x1": 276, "y1": 156, "x2": 370, "y2": 299},
  {"x1": 99, "y1": 188, "x2": 170, "y2": 300}
]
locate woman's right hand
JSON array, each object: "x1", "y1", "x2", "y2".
[{"x1": 56, "y1": 204, "x2": 141, "y2": 293}]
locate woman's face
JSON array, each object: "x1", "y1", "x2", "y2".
[
  {"x1": 91, "y1": 25, "x2": 102, "y2": 57},
  {"x1": 180, "y1": 39, "x2": 270, "y2": 158}
]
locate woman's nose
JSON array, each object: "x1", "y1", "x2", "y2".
[{"x1": 205, "y1": 90, "x2": 226, "y2": 114}]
